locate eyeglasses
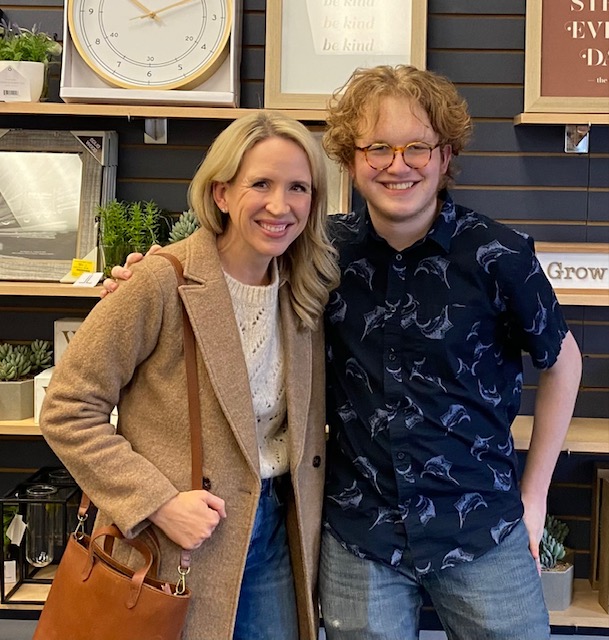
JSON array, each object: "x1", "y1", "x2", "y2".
[{"x1": 355, "y1": 142, "x2": 440, "y2": 170}]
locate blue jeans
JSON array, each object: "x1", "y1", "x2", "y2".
[
  {"x1": 233, "y1": 477, "x2": 298, "y2": 640},
  {"x1": 320, "y1": 520, "x2": 550, "y2": 640}
]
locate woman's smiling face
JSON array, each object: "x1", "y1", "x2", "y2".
[{"x1": 213, "y1": 136, "x2": 313, "y2": 285}]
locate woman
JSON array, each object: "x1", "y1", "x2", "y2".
[{"x1": 40, "y1": 111, "x2": 340, "y2": 640}]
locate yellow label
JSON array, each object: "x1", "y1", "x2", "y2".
[{"x1": 70, "y1": 259, "x2": 95, "y2": 277}]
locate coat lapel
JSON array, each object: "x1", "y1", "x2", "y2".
[
  {"x1": 280, "y1": 286, "x2": 312, "y2": 474},
  {"x1": 177, "y1": 231, "x2": 260, "y2": 477}
]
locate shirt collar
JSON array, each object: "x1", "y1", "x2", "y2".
[{"x1": 359, "y1": 189, "x2": 457, "y2": 254}]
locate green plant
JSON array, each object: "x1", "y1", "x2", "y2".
[
  {"x1": 0, "y1": 340, "x2": 53, "y2": 382},
  {"x1": 168, "y1": 209, "x2": 200, "y2": 243},
  {"x1": 0, "y1": 20, "x2": 62, "y2": 63},
  {"x1": 98, "y1": 200, "x2": 162, "y2": 277},
  {"x1": 3, "y1": 504, "x2": 18, "y2": 550},
  {"x1": 540, "y1": 514, "x2": 569, "y2": 570}
]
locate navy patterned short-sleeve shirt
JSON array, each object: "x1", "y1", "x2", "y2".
[{"x1": 323, "y1": 192, "x2": 569, "y2": 575}]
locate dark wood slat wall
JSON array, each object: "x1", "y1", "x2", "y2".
[{"x1": 1, "y1": 0, "x2": 608, "y2": 590}]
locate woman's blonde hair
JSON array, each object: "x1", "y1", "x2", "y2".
[
  {"x1": 188, "y1": 111, "x2": 339, "y2": 330},
  {"x1": 323, "y1": 65, "x2": 472, "y2": 189}
]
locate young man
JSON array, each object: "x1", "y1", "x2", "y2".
[
  {"x1": 105, "y1": 65, "x2": 582, "y2": 640},
  {"x1": 319, "y1": 65, "x2": 581, "y2": 640}
]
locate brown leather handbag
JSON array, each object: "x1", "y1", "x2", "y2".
[{"x1": 34, "y1": 253, "x2": 202, "y2": 640}]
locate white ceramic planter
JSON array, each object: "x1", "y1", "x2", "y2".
[{"x1": 0, "y1": 60, "x2": 46, "y2": 102}]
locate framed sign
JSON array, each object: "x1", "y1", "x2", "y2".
[
  {"x1": 535, "y1": 242, "x2": 609, "y2": 306},
  {"x1": 265, "y1": 0, "x2": 428, "y2": 109},
  {"x1": 0, "y1": 129, "x2": 117, "y2": 282},
  {"x1": 524, "y1": 0, "x2": 609, "y2": 113}
]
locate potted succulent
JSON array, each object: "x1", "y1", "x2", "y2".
[
  {"x1": 168, "y1": 209, "x2": 200, "y2": 244},
  {"x1": 97, "y1": 200, "x2": 163, "y2": 277},
  {"x1": 0, "y1": 340, "x2": 53, "y2": 420},
  {"x1": 0, "y1": 13, "x2": 62, "y2": 102},
  {"x1": 540, "y1": 514, "x2": 574, "y2": 611}
]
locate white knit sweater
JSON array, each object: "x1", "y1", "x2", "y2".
[{"x1": 223, "y1": 264, "x2": 288, "y2": 479}]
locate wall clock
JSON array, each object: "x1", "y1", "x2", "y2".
[{"x1": 66, "y1": 0, "x2": 232, "y2": 90}]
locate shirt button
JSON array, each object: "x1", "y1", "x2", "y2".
[
  {"x1": 396, "y1": 254, "x2": 403, "y2": 262},
  {"x1": 396, "y1": 452, "x2": 405, "y2": 461},
  {"x1": 388, "y1": 352, "x2": 397, "y2": 362},
  {"x1": 312, "y1": 456, "x2": 322, "y2": 468},
  {"x1": 202, "y1": 477, "x2": 212, "y2": 490}
]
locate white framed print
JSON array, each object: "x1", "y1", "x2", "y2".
[{"x1": 265, "y1": 0, "x2": 428, "y2": 109}]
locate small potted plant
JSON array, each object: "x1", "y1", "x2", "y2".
[
  {"x1": 168, "y1": 209, "x2": 200, "y2": 244},
  {"x1": 0, "y1": 340, "x2": 53, "y2": 420},
  {"x1": 540, "y1": 514, "x2": 574, "y2": 611},
  {"x1": 97, "y1": 200, "x2": 163, "y2": 277},
  {"x1": 0, "y1": 13, "x2": 62, "y2": 101}
]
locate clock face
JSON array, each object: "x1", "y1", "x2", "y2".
[{"x1": 67, "y1": 0, "x2": 232, "y2": 90}]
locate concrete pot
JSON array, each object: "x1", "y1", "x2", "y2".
[
  {"x1": 541, "y1": 562, "x2": 574, "y2": 611},
  {"x1": 0, "y1": 379, "x2": 35, "y2": 420},
  {"x1": 0, "y1": 61, "x2": 46, "y2": 102}
]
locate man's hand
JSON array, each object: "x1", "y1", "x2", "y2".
[
  {"x1": 521, "y1": 495, "x2": 545, "y2": 576},
  {"x1": 99, "y1": 244, "x2": 163, "y2": 298},
  {"x1": 149, "y1": 490, "x2": 227, "y2": 550}
]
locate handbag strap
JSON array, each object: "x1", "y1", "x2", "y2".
[{"x1": 76, "y1": 252, "x2": 204, "y2": 592}]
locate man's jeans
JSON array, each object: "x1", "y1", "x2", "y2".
[
  {"x1": 320, "y1": 520, "x2": 550, "y2": 640},
  {"x1": 234, "y1": 477, "x2": 298, "y2": 640}
]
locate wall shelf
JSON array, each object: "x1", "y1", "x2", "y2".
[
  {"x1": 512, "y1": 416, "x2": 609, "y2": 454},
  {"x1": 555, "y1": 290, "x2": 609, "y2": 307},
  {"x1": 0, "y1": 282, "x2": 101, "y2": 298},
  {"x1": 0, "y1": 101, "x2": 327, "y2": 122},
  {"x1": 515, "y1": 113, "x2": 609, "y2": 126},
  {"x1": 550, "y1": 579, "x2": 609, "y2": 629}
]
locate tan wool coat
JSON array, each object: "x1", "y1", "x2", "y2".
[{"x1": 40, "y1": 229, "x2": 326, "y2": 640}]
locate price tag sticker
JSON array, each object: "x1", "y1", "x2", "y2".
[
  {"x1": 0, "y1": 66, "x2": 31, "y2": 102},
  {"x1": 70, "y1": 258, "x2": 95, "y2": 278}
]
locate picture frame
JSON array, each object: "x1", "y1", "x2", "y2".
[
  {"x1": 0, "y1": 129, "x2": 118, "y2": 282},
  {"x1": 524, "y1": 0, "x2": 609, "y2": 113},
  {"x1": 311, "y1": 129, "x2": 352, "y2": 215},
  {"x1": 535, "y1": 242, "x2": 609, "y2": 292},
  {"x1": 265, "y1": 0, "x2": 428, "y2": 109}
]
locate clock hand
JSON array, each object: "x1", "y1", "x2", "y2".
[
  {"x1": 129, "y1": 0, "x2": 161, "y2": 20},
  {"x1": 133, "y1": 0, "x2": 196, "y2": 19}
]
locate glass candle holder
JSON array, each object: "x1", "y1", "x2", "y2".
[{"x1": 25, "y1": 484, "x2": 59, "y2": 568}]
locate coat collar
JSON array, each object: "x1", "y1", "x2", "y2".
[{"x1": 175, "y1": 229, "x2": 312, "y2": 481}]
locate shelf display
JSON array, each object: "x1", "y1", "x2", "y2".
[
  {"x1": 61, "y1": 0, "x2": 242, "y2": 106},
  {"x1": 0, "y1": 129, "x2": 117, "y2": 283}
]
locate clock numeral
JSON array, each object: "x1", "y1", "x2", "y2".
[
  {"x1": 201, "y1": 44, "x2": 207, "y2": 50},
  {"x1": 88, "y1": 8, "x2": 93, "y2": 14},
  {"x1": 178, "y1": 64, "x2": 183, "y2": 71},
  {"x1": 147, "y1": 56, "x2": 154, "y2": 62},
  {"x1": 95, "y1": 38, "x2": 101, "y2": 45},
  {"x1": 185, "y1": 35, "x2": 194, "y2": 41},
  {"x1": 212, "y1": 14, "x2": 216, "y2": 20},
  {"x1": 109, "y1": 32, "x2": 119, "y2": 38},
  {"x1": 147, "y1": 70, "x2": 152, "y2": 78},
  {"x1": 116, "y1": 61, "x2": 122, "y2": 67}
]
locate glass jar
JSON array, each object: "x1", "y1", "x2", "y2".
[{"x1": 25, "y1": 484, "x2": 59, "y2": 568}]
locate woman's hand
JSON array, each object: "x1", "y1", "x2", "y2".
[
  {"x1": 99, "y1": 245, "x2": 163, "y2": 298},
  {"x1": 149, "y1": 490, "x2": 227, "y2": 550}
]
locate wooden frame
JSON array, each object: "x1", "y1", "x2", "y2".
[
  {"x1": 311, "y1": 129, "x2": 352, "y2": 215},
  {"x1": 535, "y1": 242, "x2": 609, "y2": 306},
  {"x1": 0, "y1": 130, "x2": 117, "y2": 282},
  {"x1": 524, "y1": 0, "x2": 609, "y2": 113},
  {"x1": 265, "y1": 0, "x2": 428, "y2": 109}
]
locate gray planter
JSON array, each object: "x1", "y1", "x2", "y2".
[
  {"x1": 541, "y1": 562, "x2": 574, "y2": 611},
  {"x1": 0, "y1": 379, "x2": 35, "y2": 420}
]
